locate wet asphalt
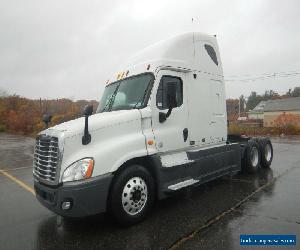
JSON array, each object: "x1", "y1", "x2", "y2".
[{"x1": 0, "y1": 133, "x2": 299, "y2": 250}]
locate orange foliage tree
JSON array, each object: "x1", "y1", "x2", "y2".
[
  {"x1": 274, "y1": 113, "x2": 300, "y2": 127},
  {"x1": 0, "y1": 95, "x2": 98, "y2": 135}
]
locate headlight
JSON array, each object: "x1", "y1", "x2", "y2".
[{"x1": 62, "y1": 158, "x2": 94, "y2": 182}]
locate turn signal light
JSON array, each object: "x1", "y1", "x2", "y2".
[{"x1": 147, "y1": 140, "x2": 154, "y2": 145}]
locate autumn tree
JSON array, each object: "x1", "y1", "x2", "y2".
[
  {"x1": 0, "y1": 95, "x2": 98, "y2": 135},
  {"x1": 274, "y1": 113, "x2": 300, "y2": 127}
]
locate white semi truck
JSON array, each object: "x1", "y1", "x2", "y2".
[{"x1": 33, "y1": 32, "x2": 273, "y2": 225}]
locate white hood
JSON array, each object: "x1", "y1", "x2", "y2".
[{"x1": 45, "y1": 109, "x2": 142, "y2": 138}]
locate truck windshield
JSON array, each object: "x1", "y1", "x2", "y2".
[{"x1": 96, "y1": 73, "x2": 154, "y2": 113}]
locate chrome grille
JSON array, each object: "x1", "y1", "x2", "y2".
[{"x1": 33, "y1": 135, "x2": 59, "y2": 182}]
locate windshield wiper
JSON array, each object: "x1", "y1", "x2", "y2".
[
  {"x1": 132, "y1": 82, "x2": 151, "y2": 110},
  {"x1": 100, "y1": 98, "x2": 112, "y2": 113},
  {"x1": 100, "y1": 85, "x2": 120, "y2": 112}
]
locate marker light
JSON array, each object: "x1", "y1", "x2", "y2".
[
  {"x1": 62, "y1": 158, "x2": 94, "y2": 182},
  {"x1": 147, "y1": 140, "x2": 154, "y2": 145}
]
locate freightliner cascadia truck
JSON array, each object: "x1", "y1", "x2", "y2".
[{"x1": 33, "y1": 32, "x2": 273, "y2": 225}]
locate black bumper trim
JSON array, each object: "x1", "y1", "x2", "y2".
[{"x1": 34, "y1": 173, "x2": 113, "y2": 218}]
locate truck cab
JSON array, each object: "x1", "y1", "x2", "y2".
[{"x1": 33, "y1": 32, "x2": 273, "y2": 225}]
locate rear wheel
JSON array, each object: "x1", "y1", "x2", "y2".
[
  {"x1": 243, "y1": 140, "x2": 261, "y2": 173},
  {"x1": 260, "y1": 138, "x2": 273, "y2": 168},
  {"x1": 109, "y1": 164, "x2": 155, "y2": 226}
]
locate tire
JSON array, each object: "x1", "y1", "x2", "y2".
[
  {"x1": 243, "y1": 140, "x2": 261, "y2": 174},
  {"x1": 260, "y1": 138, "x2": 273, "y2": 168},
  {"x1": 108, "y1": 164, "x2": 155, "y2": 226}
]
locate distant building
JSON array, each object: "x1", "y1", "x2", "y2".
[
  {"x1": 247, "y1": 97, "x2": 300, "y2": 127},
  {"x1": 263, "y1": 97, "x2": 300, "y2": 127},
  {"x1": 248, "y1": 101, "x2": 266, "y2": 120}
]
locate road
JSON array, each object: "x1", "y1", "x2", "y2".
[{"x1": 0, "y1": 133, "x2": 299, "y2": 249}]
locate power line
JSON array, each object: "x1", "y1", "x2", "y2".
[
  {"x1": 226, "y1": 70, "x2": 300, "y2": 78},
  {"x1": 225, "y1": 70, "x2": 300, "y2": 82}
]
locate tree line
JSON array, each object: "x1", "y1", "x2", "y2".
[{"x1": 0, "y1": 95, "x2": 98, "y2": 135}]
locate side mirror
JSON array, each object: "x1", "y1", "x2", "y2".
[
  {"x1": 84, "y1": 105, "x2": 93, "y2": 116},
  {"x1": 159, "y1": 105, "x2": 173, "y2": 123},
  {"x1": 82, "y1": 105, "x2": 93, "y2": 145},
  {"x1": 159, "y1": 112, "x2": 167, "y2": 123},
  {"x1": 159, "y1": 84, "x2": 177, "y2": 123},
  {"x1": 42, "y1": 114, "x2": 52, "y2": 128}
]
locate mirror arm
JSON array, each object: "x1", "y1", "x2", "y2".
[
  {"x1": 165, "y1": 106, "x2": 173, "y2": 118},
  {"x1": 82, "y1": 114, "x2": 91, "y2": 145},
  {"x1": 82, "y1": 104, "x2": 93, "y2": 145},
  {"x1": 159, "y1": 106, "x2": 173, "y2": 123},
  {"x1": 42, "y1": 114, "x2": 52, "y2": 129}
]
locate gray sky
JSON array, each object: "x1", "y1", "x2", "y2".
[{"x1": 0, "y1": 0, "x2": 300, "y2": 100}]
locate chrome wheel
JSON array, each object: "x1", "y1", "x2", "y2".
[
  {"x1": 122, "y1": 177, "x2": 148, "y2": 215},
  {"x1": 251, "y1": 147, "x2": 259, "y2": 167},
  {"x1": 265, "y1": 143, "x2": 272, "y2": 162}
]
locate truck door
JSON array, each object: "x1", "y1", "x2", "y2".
[{"x1": 151, "y1": 71, "x2": 189, "y2": 153}]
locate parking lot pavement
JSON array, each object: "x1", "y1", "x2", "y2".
[
  {"x1": 0, "y1": 133, "x2": 299, "y2": 250},
  {"x1": 0, "y1": 133, "x2": 34, "y2": 170},
  {"x1": 177, "y1": 166, "x2": 300, "y2": 250}
]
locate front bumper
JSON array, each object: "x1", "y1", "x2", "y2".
[{"x1": 34, "y1": 173, "x2": 113, "y2": 217}]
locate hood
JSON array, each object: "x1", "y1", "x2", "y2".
[{"x1": 44, "y1": 109, "x2": 142, "y2": 138}]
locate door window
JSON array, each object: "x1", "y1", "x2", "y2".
[{"x1": 156, "y1": 76, "x2": 183, "y2": 110}]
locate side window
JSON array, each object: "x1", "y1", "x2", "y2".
[
  {"x1": 204, "y1": 44, "x2": 218, "y2": 66},
  {"x1": 156, "y1": 76, "x2": 183, "y2": 110}
]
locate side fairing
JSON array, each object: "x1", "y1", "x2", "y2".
[{"x1": 59, "y1": 110, "x2": 147, "y2": 180}]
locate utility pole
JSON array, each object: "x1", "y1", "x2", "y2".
[
  {"x1": 238, "y1": 98, "x2": 240, "y2": 118},
  {"x1": 39, "y1": 98, "x2": 42, "y2": 115}
]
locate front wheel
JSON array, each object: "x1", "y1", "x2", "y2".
[{"x1": 108, "y1": 164, "x2": 155, "y2": 226}]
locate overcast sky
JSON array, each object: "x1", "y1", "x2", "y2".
[{"x1": 0, "y1": 0, "x2": 300, "y2": 100}]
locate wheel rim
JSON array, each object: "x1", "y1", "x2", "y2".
[
  {"x1": 264, "y1": 144, "x2": 272, "y2": 162},
  {"x1": 250, "y1": 147, "x2": 259, "y2": 167},
  {"x1": 122, "y1": 177, "x2": 148, "y2": 215}
]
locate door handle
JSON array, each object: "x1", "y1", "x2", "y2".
[{"x1": 183, "y1": 128, "x2": 188, "y2": 142}]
